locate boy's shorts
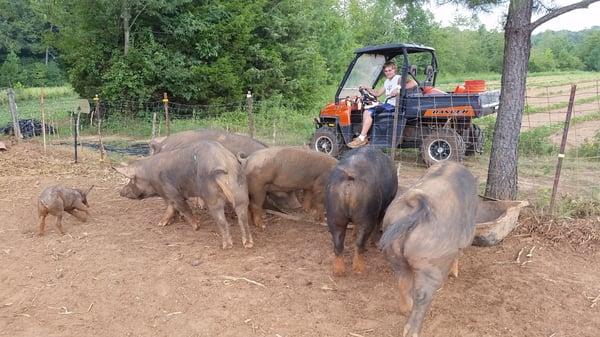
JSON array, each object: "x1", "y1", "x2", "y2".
[{"x1": 367, "y1": 103, "x2": 396, "y2": 118}]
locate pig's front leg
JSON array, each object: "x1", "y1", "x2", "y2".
[
  {"x1": 157, "y1": 203, "x2": 177, "y2": 227},
  {"x1": 69, "y1": 199, "x2": 89, "y2": 222}
]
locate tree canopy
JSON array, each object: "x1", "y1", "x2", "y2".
[{"x1": 1, "y1": 0, "x2": 598, "y2": 105}]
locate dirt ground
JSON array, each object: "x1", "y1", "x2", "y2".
[
  {"x1": 1, "y1": 141, "x2": 600, "y2": 337},
  {"x1": 549, "y1": 119, "x2": 600, "y2": 148},
  {"x1": 521, "y1": 102, "x2": 600, "y2": 132}
]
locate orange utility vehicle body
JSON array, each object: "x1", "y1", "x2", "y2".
[{"x1": 310, "y1": 43, "x2": 500, "y2": 165}]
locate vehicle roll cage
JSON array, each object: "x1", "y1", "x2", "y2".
[{"x1": 335, "y1": 43, "x2": 438, "y2": 104}]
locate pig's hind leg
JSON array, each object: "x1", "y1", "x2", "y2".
[
  {"x1": 54, "y1": 211, "x2": 66, "y2": 235},
  {"x1": 37, "y1": 206, "x2": 49, "y2": 236},
  {"x1": 172, "y1": 199, "x2": 200, "y2": 231},
  {"x1": 234, "y1": 202, "x2": 254, "y2": 249},
  {"x1": 392, "y1": 258, "x2": 414, "y2": 316},
  {"x1": 403, "y1": 257, "x2": 454, "y2": 337},
  {"x1": 327, "y1": 213, "x2": 350, "y2": 277},
  {"x1": 248, "y1": 189, "x2": 267, "y2": 229},
  {"x1": 206, "y1": 197, "x2": 234, "y2": 249},
  {"x1": 351, "y1": 216, "x2": 378, "y2": 274}
]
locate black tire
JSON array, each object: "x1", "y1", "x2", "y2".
[
  {"x1": 465, "y1": 124, "x2": 484, "y2": 156},
  {"x1": 311, "y1": 126, "x2": 343, "y2": 157},
  {"x1": 420, "y1": 128, "x2": 465, "y2": 166}
]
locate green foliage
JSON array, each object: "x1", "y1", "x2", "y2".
[
  {"x1": 430, "y1": 25, "x2": 503, "y2": 76},
  {"x1": 529, "y1": 28, "x2": 600, "y2": 72},
  {"x1": 519, "y1": 124, "x2": 561, "y2": 156},
  {"x1": 578, "y1": 30, "x2": 600, "y2": 71},
  {"x1": 529, "y1": 48, "x2": 558, "y2": 72},
  {"x1": 51, "y1": 0, "x2": 340, "y2": 108},
  {"x1": 575, "y1": 130, "x2": 600, "y2": 159},
  {"x1": 0, "y1": 0, "x2": 67, "y2": 87},
  {"x1": 0, "y1": 50, "x2": 21, "y2": 86}
]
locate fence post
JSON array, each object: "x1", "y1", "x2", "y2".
[
  {"x1": 162, "y1": 93, "x2": 170, "y2": 136},
  {"x1": 93, "y1": 94, "x2": 106, "y2": 160},
  {"x1": 549, "y1": 84, "x2": 577, "y2": 215},
  {"x1": 596, "y1": 80, "x2": 600, "y2": 111},
  {"x1": 72, "y1": 110, "x2": 78, "y2": 163},
  {"x1": 151, "y1": 107, "x2": 158, "y2": 140},
  {"x1": 246, "y1": 91, "x2": 254, "y2": 139},
  {"x1": 7, "y1": 88, "x2": 23, "y2": 141},
  {"x1": 40, "y1": 85, "x2": 47, "y2": 153}
]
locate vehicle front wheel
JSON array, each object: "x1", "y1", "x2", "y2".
[
  {"x1": 420, "y1": 128, "x2": 465, "y2": 167},
  {"x1": 310, "y1": 126, "x2": 343, "y2": 157}
]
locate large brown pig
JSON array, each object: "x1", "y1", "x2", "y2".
[
  {"x1": 150, "y1": 129, "x2": 301, "y2": 210},
  {"x1": 325, "y1": 147, "x2": 397, "y2": 276},
  {"x1": 379, "y1": 162, "x2": 478, "y2": 337},
  {"x1": 115, "y1": 141, "x2": 253, "y2": 249},
  {"x1": 149, "y1": 129, "x2": 268, "y2": 157},
  {"x1": 37, "y1": 185, "x2": 94, "y2": 236},
  {"x1": 243, "y1": 147, "x2": 338, "y2": 228}
]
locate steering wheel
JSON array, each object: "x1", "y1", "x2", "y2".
[{"x1": 359, "y1": 87, "x2": 378, "y2": 104}]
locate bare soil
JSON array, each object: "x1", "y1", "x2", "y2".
[
  {"x1": 1, "y1": 141, "x2": 600, "y2": 337},
  {"x1": 521, "y1": 102, "x2": 600, "y2": 132},
  {"x1": 549, "y1": 119, "x2": 600, "y2": 148}
]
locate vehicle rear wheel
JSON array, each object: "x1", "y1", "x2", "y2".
[
  {"x1": 311, "y1": 126, "x2": 343, "y2": 157},
  {"x1": 420, "y1": 128, "x2": 465, "y2": 166}
]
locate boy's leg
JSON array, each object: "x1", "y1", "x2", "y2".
[{"x1": 348, "y1": 109, "x2": 374, "y2": 148}]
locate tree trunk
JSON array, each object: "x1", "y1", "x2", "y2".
[
  {"x1": 485, "y1": 0, "x2": 533, "y2": 200},
  {"x1": 121, "y1": 1, "x2": 131, "y2": 55}
]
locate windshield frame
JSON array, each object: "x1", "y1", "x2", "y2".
[{"x1": 335, "y1": 48, "x2": 438, "y2": 103}]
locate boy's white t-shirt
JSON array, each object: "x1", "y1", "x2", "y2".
[{"x1": 383, "y1": 75, "x2": 401, "y2": 106}]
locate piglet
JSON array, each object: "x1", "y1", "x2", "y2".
[{"x1": 37, "y1": 185, "x2": 94, "y2": 236}]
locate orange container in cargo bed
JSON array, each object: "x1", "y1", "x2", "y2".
[{"x1": 464, "y1": 80, "x2": 486, "y2": 93}]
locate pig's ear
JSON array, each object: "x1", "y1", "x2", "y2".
[
  {"x1": 85, "y1": 185, "x2": 95, "y2": 195},
  {"x1": 113, "y1": 165, "x2": 136, "y2": 179}
]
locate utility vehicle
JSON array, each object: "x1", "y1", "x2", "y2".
[{"x1": 309, "y1": 43, "x2": 500, "y2": 165}]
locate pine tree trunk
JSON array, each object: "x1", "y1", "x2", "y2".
[{"x1": 485, "y1": 0, "x2": 533, "y2": 200}]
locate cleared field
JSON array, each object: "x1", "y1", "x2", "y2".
[{"x1": 0, "y1": 142, "x2": 599, "y2": 337}]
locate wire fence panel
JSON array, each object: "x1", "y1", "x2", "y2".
[{"x1": 1, "y1": 81, "x2": 599, "y2": 212}]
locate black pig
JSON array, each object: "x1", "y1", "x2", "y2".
[{"x1": 325, "y1": 147, "x2": 397, "y2": 276}]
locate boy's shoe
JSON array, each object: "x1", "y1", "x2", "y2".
[{"x1": 347, "y1": 137, "x2": 368, "y2": 148}]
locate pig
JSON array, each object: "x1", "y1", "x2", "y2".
[
  {"x1": 115, "y1": 141, "x2": 253, "y2": 249},
  {"x1": 378, "y1": 161, "x2": 478, "y2": 337},
  {"x1": 149, "y1": 129, "x2": 268, "y2": 157},
  {"x1": 37, "y1": 185, "x2": 94, "y2": 236},
  {"x1": 149, "y1": 129, "x2": 301, "y2": 210},
  {"x1": 325, "y1": 147, "x2": 397, "y2": 276},
  {"x1": 243, "y1": 147, "x2": 338, "y2": 228}
]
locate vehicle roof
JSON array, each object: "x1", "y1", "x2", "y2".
[{"x1": 355, "y1": 43, "x2": 435, "y2": 55}]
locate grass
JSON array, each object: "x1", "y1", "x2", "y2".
[
  {"x1": 0, "y1": 86, "x2": 80, "y2": 139},
  {"x1": 524, "y1": 94, "x2": 600, "y2": 115},
  {"x1": 526, "y1": 187, "x2": 600, "y2": 218},
  {"x1": 3, "y1": 74, "x2": 599, "y2": 220},
  {"x1": 98, "y1": 103, "x2": 317, "y2": 146},
  {"x1": 0, "y1": 86, "x2": 76, "y2": 104},
  {"x1": 533, "y1": 82, "x2": 599, "y2": 97},
  {"x1": 575, "y1": 129, "x2": 600, "y2": 159}
]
